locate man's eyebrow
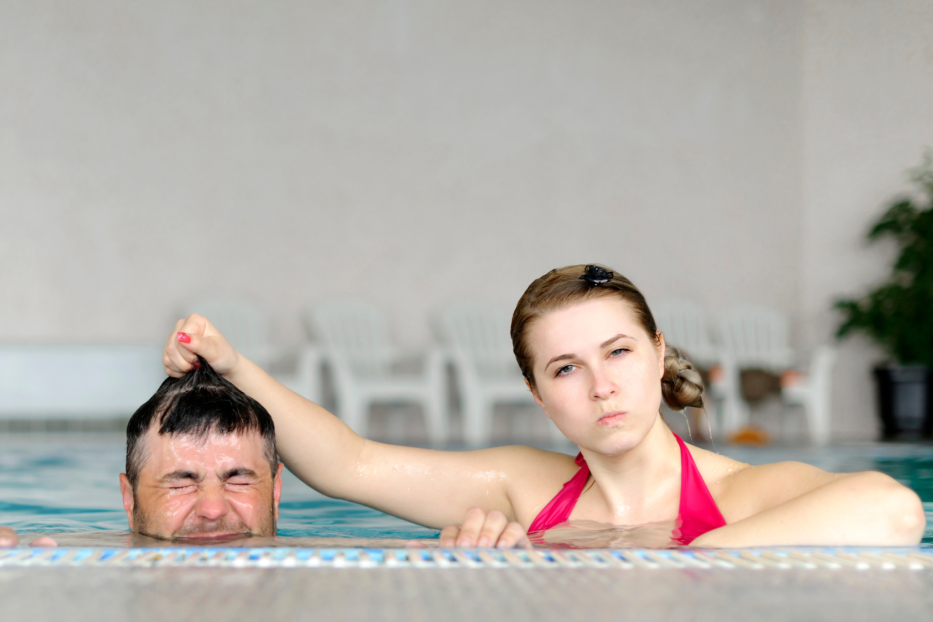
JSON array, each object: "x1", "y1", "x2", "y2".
[
  {"x1": 544, "y1": 334, "x2": 635, "y2": 370},
  {"x1": 222, "y1": 468, "x2": 259, "y2": 480},
  {"x1": 160, "y1": 470, "x2": 201, "y2": 483}
]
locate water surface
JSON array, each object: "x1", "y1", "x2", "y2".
[{"x1": 2, "y1": 439, "x2": 931, "y2": 547}]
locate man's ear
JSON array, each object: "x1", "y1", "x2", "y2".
[
  {"x1": 119, "y1": 473, "x2": 135, "y2": 529},
  {"x1": 272, "y1": 463, "x2": 284, "y2": 519}
]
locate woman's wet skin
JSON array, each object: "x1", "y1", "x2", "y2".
[{"x1": 119, "y1": 429, "x2": 282, "y2": 540}]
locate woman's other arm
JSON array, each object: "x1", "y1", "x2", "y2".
[{"x1": 693, "y1": 462, "x2": 926, "y2": 547}]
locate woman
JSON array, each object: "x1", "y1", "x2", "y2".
[{"x1": 162, "y1": 265, "x2": 926, "y2": 548}]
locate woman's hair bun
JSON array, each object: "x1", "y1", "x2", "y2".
[{"x1": 661, "y1": 347, "x2": 704, "y2": 410}]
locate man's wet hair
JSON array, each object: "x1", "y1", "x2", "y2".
[{"x1": 125, "y1": 358, "x2": 277, "y2": 488}]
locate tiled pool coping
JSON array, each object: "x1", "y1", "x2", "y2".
[{"x1": 3, "y1": 546, "x2": 932, "y2": 570}]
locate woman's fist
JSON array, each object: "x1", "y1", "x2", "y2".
[{"x1": 162, "y1": 314, "x2": 240, "y2": 378}]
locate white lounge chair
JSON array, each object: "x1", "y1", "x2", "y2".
[
  {"x1": 716, "y1": 305, "x2": 795, "y2": 371},
  {"x1": 183, "y1": 298, "x2": 322, "y2": 402},
  {"x1": 715, "y1": 305, "x2": 796, "y2": 434},
  {"x1": 653, "y1": 299, "x2": 721, "y2": 367},
  {"x1": 438, "y1": 305, "x2": 544, "y2": 446},
  {"x1": 653, "y1": 299, "x2": 736, "y2": 436},
  {"x1": 781, "y1": 346, "x2": 837, "y2": 445},
  {"x1": 306, "y1": 302, "x2": 447, "y2": 442}
]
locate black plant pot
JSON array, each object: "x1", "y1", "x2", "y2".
[{"x1": 873, "y1": 365, "x2": 933, "y2": 441}]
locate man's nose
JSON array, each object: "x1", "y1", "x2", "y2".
[{"x1": 194, "y1": 485, "x2": 231, "y2": 522}]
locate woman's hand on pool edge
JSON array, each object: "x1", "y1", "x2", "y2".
[
  {"x1": 0, "y1": 527, "x2": 57, "y2": 548},
  {"x1": 0, "y1": 526, "x2": 17, "y2": 546},
  {"x1": 163, "y1": 315, "x2": 241, "y2": 378},
  {"x1": 438, "y1": 508, "x2": 532, "y2": 549}
]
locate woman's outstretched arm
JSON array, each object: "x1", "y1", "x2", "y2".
[
  {"x1": 693, "y1": 463, "x2": 926, "y2": 547},
  {"x1": 162, "y1": 315, "x2": 567, "y2": 530}
]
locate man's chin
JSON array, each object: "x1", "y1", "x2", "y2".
[
  {"x1": 172, "y1": 532, "x2": 255, "y2": 544},
  {"x1": 133, "y1": 529, "x2": 258, "y2": 544}
]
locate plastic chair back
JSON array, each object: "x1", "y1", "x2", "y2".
[
  {"x1": 439, "y1": 305, "x2": 521, "y2": 378},
  {"x1": 652, "y1": 300, "x2": 718, "y2": 366},
  {"x1": 717, "y1": 305, "x2": 794, "y2": 370},
  {"x1": 308, "y1": 302, "x2": 393, "y2": 376}
]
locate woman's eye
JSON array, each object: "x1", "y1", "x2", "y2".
[
  {"x1": 610, "y1": 348, "x2": 629, "y2": 357},
  {"x1": 555, "y1": 364, "x2": 575, "y2": 377}
]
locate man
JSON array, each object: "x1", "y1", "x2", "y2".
[{"x1": 0, "y1": 359, "x2": 282, "y2": 546}]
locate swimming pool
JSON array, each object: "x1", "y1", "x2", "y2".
[
  {"x1": 0, "y1": 438, "x2": 438, "y2": 542},
  {"x1": 1, "y1": 438, "x2": 931, "y2": 545}
]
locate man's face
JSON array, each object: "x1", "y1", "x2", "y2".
[{"x1": 119, "y1": 429, "x2": 282, "y2": 541}]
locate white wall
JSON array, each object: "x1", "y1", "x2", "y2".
[
  {"x1": 0, "y1": 0, "x2": 930, "y2": 439},
  {"x1": 0, "y1": 0, "x2": 802, "y2": 344},
  {"x1": 799, "y1": 0, "x2": 933, "y2": 439}
]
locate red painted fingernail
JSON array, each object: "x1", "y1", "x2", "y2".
[
  {"x1": 177, "y1": 333, "x2": 191, "y2": 344},
  {"x1": 191, "y1": 360, "x2": 200, "y2": 369}
]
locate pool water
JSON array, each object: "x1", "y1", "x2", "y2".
[
  {"x1": 1, "y1": 440, "x2": 931, "y2": 544},
  {"x1": 0, "y1": 440, "x2": 438, "y2": 541}
]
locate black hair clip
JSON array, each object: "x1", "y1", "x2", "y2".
[{"x1": 581, "y1": 265, "x2": 613, "y2": 286}]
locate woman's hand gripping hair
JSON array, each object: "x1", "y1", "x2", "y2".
[
  {"x1": 437, "y1": 508, "x2": 532, "y2": 549},
  {"x1": 163, "y1": 314, "x2": 241, "y2": 379}
]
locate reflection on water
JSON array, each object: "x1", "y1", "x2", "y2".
[
  {"x1": 36, "y1": 530, "x2": 427, "y2": 549},
  {"x1": 529, "y1": 520, "x2": 680, "y2": 549}
]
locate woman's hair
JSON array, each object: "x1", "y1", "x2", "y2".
[
  {"x1": 511, "y1": 264, "x2": 704, "y2": 411},
  {"x1": 125, "y1": 358, "x2": 277, "y2": 488}
]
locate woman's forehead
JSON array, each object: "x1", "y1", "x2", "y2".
[{"x1": 531, "y1": 298, "x2": 647, "y2": 357}]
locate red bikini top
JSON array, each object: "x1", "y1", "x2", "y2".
[{"x1": 527, "y1": 432, "x2": 726, "y2": 545}]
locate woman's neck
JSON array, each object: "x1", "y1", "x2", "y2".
[{"x1": 578, "y1": 417, "x2": 682, "y2": 523}]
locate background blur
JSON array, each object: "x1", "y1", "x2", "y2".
[{"x1": 1, "y1": 0, "x2": 931, "y2": 442}]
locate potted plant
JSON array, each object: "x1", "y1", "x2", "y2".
[{"x1": 835, "y1": 150, "x2": 933, "y2": 440}]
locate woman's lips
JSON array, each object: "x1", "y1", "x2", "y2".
[{"x1": 597, "y1": 412, "x2": 626, "y2": 426}]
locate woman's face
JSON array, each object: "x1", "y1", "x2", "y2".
[{"x1": 528, "y1": 297, "x2": 665, "y2": 455}]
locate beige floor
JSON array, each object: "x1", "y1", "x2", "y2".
[{"x1": 3, "y1": 564, "x2": 932, "y2": 622}]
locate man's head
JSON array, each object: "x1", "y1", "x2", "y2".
[{"x1": 119, "y1": 358, "x2": 282, "y2": 540}]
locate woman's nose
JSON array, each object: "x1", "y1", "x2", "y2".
[{"x1": 590, "y1": 366, "x2": 618, "y2": 400}]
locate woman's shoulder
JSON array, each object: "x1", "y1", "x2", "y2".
[
  {"x1": 684, "y1": 443, "x2": 751, "y2": 486},
  {"x1": 487, "y1": 445, "x2": 582, "y2": 522}
]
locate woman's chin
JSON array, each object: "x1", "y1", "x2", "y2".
[{"x1": 588, "y1": 427, "x2": 653, "y2": 455}]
